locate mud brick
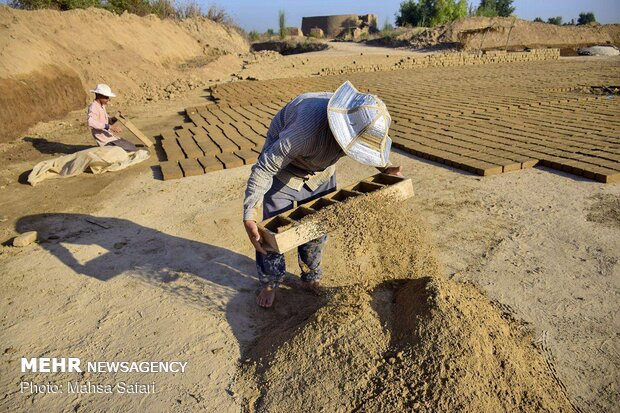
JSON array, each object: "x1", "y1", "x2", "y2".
[
  {"x1": 235, "y1": 124, "x2": 263, "y2": 145},
  {"x1": 539, "y1": 156, "x2": 570, "y2": 170},
  {"x1": 204, "y1": 123, "x2": 227, "y2": 138},
  {"x1": 499, "y1": 161, "x2": 522, "y2": 173},
  {"x1": 521, "y1": 159, "x2": 539, "y2": 169},
  {"x1": 196, "y1": 106, "x2": 211, "y2": 120},
  {"x1": 588, "y1": 167, "x2": 620, "y2": 184},
  {"x1": 445, "y1": 154, "x2": 476, "y2": 169},
  {"x1": 176, "y1": 136, "x2": 204, "y2": 158},
  {"x1": 211, "y1": 109, "x2": 236, "y2": 124},
  {"x1": 160, "y1": 130, "x2": 177, "y2": 141},
  {"x1": 220, "y1": 107, "x2": 246, "y2": 123},
  {"x1": 252, "y1": 104, "x2": 278, "y2": 116},
  {"x1": 211, "y1": 137, "x2": 238, "y2": 153},
  {"x1": 216, "y1": 153, "x2": 244, "y2": 169},
  {"x1": 187, "y1": 126, "x2": 205, "y2": 135},
  {"x1": 235, "y1": 137, "x2": 257, "y2": 150},
  {"x1": 179, "y1": 158, "x2": 205, "y2": 177},
  {"x1": 197, "y1": 155, "x2": 224, "y2": 172},
  {"x1": 161, "y1": 139, "x2": 185, "y2": 161},
  {"x1": 159, "y1": 161, "x2": 184, "y2": 180},
  {"x1": 185, "y1": 106, "x2": 200, "y2": 116},
  {"x1": 235, "y1": 149, "x2": 259, "y2": 165},
  {"x1": 175, "y1": 128, "x2": 193, "y2": 140},
  {"x1": 251, "y1": 135, "x2": 266, "y2": 148},
  {"x1": 193, "y1": 134, "x2": 221, "y2": 155},
  {"x1": 245, "y1": 121, "x2": 269, "y2": 135},
  {"x1": 594, "y1": 159, "x2": 620, "y2": 171},
  {"x1": 481, "y1": 154, "x2": 521, "y2": 172},
  {"x1": 218, "y1": 124, "x2": 245, "y2": 146},
  {"x1": 462, "y1": 161, "x2": 503, "y2": 176},
  {"x1": 188, "y1": 113, "x2": 208, "y2": 127}
]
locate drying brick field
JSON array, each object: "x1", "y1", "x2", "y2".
[{"x1": 160, "y1": 55, "x2": 619, "y2": 183}]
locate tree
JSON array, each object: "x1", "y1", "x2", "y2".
[
  {"x1": 495, "y1": 0, "x2": 515, "y2": 16},
  {"x1": 547, "y1": 16, "x2": 562, "y2": 25},
  {"x1": 533, "y1": 17, "x2": 544, "y2": 22},
  {"x1": 266, "y1": 28, "x2": 275, "y2": 37},
  {"x1": 476, "y1": 0, "x2": 496, "y2": 17},
  {"x1": 278, "y1": 10, "x2": 286, "y2": 39},
  {"x1": 396, "y1": 0, "x2": 428, "y2": 27},
  {"x1": 476, "y1": 0, "x2": 514, "y2": 17},
  {"x1": 383, "y1": 17, "x2": 394, "y2": 32},
  {"x1": 577, "y1": 12, "x2": 596, "y2": 25},
  {"x1": 395, "y1": 0, "x2": 467, "y2": 27},
  {"x1": 431, "y1": 0, "x2": 467, "y2": 26},
  {"x1": 248, "y1": 30, "x2": 260, "y2": 41}
]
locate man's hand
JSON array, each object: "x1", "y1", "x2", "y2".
[
  {"x1": 383, "y1": 165, "x2": 403, "y2": 176},
  {"x1": 110, "y1": 124, "x2": 122, "y2": 134},
  {"x1": 244, "y1": 220, "x2": 267, "y2": 254}
]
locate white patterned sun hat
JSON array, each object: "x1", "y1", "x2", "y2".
[
  {"x1": 327, "y1": 81, "x2": 392, "y2": 167},
  {"x1": 90, "y1": 84, "x2": 116, "y2": 97}
]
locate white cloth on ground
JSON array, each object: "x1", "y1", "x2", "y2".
[{"x1": 27, "y1": 146, "x2": 150, "y2": 186}]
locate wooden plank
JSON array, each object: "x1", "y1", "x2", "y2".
[
  {"x1": 257, "y1": 173, "x2": 414, "y2": 253},
  {"x1": 115, "y1": 112, "x2": 154, "y2": 147}
]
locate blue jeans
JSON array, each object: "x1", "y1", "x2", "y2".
[{"x1": 256, "y1": 175, "x2": 336, "y2": 289}]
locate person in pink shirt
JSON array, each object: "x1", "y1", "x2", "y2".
[{"x1": 87, "y1": 84, "x2": 137, "y2": 152}]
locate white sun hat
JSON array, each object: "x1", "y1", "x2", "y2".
[
  {"x1": 327, "y1": 81, "x2": 392, "y2": 168},
  {"x1": 90, "y1": 84, "x2": 116, "y2": 97}
]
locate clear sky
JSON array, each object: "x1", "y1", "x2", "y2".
[{"x1": 215, "y1": 0, "x2": 620, "y2": 32}]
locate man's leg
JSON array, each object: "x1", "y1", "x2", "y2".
[
  {"x1": 255, "y1": 179, "x2": 295, "y2": 307},
  {"x1": 296, "y1": 175, "x2": 337, "y2": 292},
  {"x1": 298, "y1": 234, "x2": 328, "y2": 292}
]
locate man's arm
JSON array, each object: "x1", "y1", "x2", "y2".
[{"x1": 243, "y1": 134, "x2": 305, "y2": 253}]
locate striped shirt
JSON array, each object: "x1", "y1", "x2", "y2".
[{"x1": 243, "y1": 92, "x2": 345, "y2": 221}]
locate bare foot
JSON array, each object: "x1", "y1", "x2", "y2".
[
  {"x1": 300, "y1": 280, "x2": 322, "y2": 296},
  {"x1": 256, "y1": 287, "x2": 276, "y2": 308}
]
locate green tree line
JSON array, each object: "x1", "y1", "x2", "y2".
[{"x1": 395, "y1": 0, "x2": 598, "y2": 28}]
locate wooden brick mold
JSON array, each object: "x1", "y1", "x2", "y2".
[{"x1": 257, "y1": 173, "x2": 414, "y2": 253}]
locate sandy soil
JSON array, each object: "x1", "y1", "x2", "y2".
[
  {"x1": 0, "y1": 37, "x2": 619, "y2": 412},
  {"x1": 390, "y1": 16, "x2": 620, "y2": 50}
]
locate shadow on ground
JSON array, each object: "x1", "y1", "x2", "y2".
[
  {"x1": 23, "y1": 137, "x2": 92, "y2": 155},
  {"x1": 15, "y1": 213, "x2": 324, "y2": 351}
]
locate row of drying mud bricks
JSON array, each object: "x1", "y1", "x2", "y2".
[
  {"x1": 321, "y1": 49, "x2": 560, "y2": 75},
  {"x1": 390, "y1": 120, "x2": 620, "y2": 183},
  {"x1": 159, "y1": 106, "x2": 271, "y2": 180}
]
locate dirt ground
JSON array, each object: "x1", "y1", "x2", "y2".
[{"x1": 1, "y1": 32, "x2": 619, "y2": 413}]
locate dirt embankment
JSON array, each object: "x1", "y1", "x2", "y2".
[
  {"x1": 377, "y1": 17, "x2": 620, "y2": 51},
  {"x1": 0, "y1": 6, "x2": 249, "y2": 143}
]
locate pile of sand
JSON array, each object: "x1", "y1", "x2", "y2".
[
  {"x1": 0, "y1": 6, "x2": 249, "y2": 142},
  {"x1": 236, "y1": 195, "x2": 574, "y2": 412}
]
